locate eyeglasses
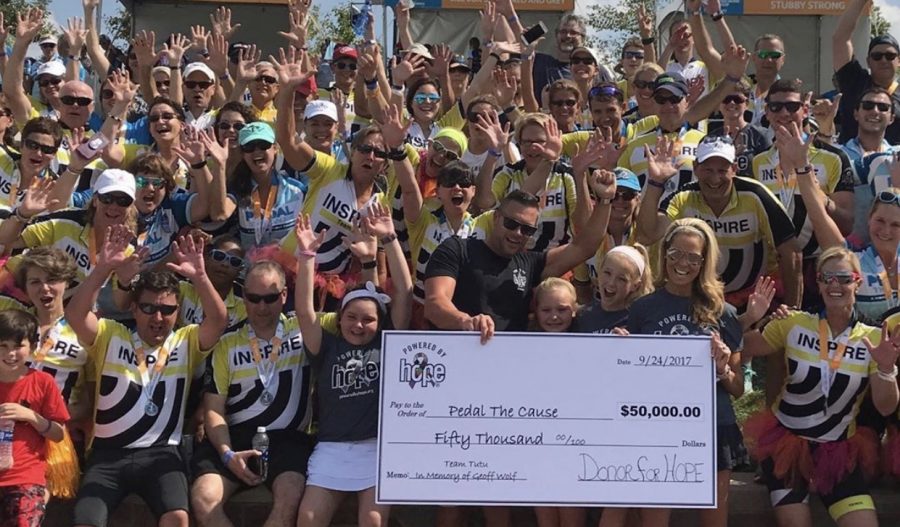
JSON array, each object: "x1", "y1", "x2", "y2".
[
  {"x1": 98, "y1": 193, "x2": 134, "y2": 207},
  {"x1": 766, "y1": 101, "x2": 803, "y2": 114},
  {"x1": 614, "y1": 189, "x2": 638, "y2": 201},
  {"x1": 38, "y1": 78, "x2": 62, "y2": 88},
  {"x1": 244, "y1": 291, "x2": 283, "y2": 304},
  {"x1": 570, "y1": 57, "x2": 596, "y2": 66},
  {"x1": 39, "y1": 43, "x2": 56, "y2": 48},
  {"x1": 254, "y1": 75, "x2": 278, "y2": 84},
  {"x1": 439, "y1": 178, "x2": 474, "y2": 189},
  {"x1": 665, "y1": 247, "x2": 704, "y2": 266},
  {"x1": 60, "y1": 95, "x2": 92, "y2": 107},
  {"x1": 723, "y1": 95, "x2": 747, "y2": 105},
  {"x1": 623, "y1": 51, "x2": 645, "y2": 60},
  {"x1": 633, "y1": 79, "x2": 653, "y2": 90},
  {"x1": 557, "y1": 29, "x2": 584, "y2": 37},
  {"x1": 217, "y1": 121, "x2": 246, "y2": 132},
  {"x1": 870, "y1": 51, "x2": 899, "y2": 62},
  {"x1": 209, "y1": 249, "x2": 244, "y2": 269},
  {"x1": 23, "y1": 138, "x2": 58, "y2": 155},
  {"x1": 877, "y1": 190, "x2": 900, "y2": 206},
  {"x1": 334, "y1": 61, "x2": 358, "y2": 71},
  {"x1": 756, "y1": 50, "x2": 784, "y2": 60},
  {"x1": 413, "y1": 93, "x2": 441, "y2": 104},
  {"x1": 240, "y1": 140, "x2": 273, "y2": 153},
  {"x1": 550, "y1": 99, "x2": 577, "y2": 107},
  {"x1": 653, "y1": 94, "x2": 683, "y2": 105},
  {"x1": 431, "y1": 140, "x2": 459, "y2": 161},
  {"x1": 816, "y1": 271, "x2": 860, "y2": 285},
  {"x1": 137, "y1": 303, "x2": 178, "y2": 316},
  {"x1": 500, "y1": 214, "x2": 538, "y2": 236},
  {"x1": 155, "y1": 80, "x2": 171, "y2": 90},
  {"x1": 588, "y1": 85, "x2": 623, "y2": 99},
  {"x1": 355, "y1": 144, "x2": 388, "y2": 159},
  {"x1": 136, "y1": 176, "x2": 165, "y2": 189},
  {"x1": 860, "y1": 100, "x2": 892, "y2": 112},
  {"x1": 148, "y1": 112, "x2": 177, "y2": 123},
  {"x1": 185, "y1": 80, "x2": 214, "y2": 90},
  {"x1": 101, "y1": 89, "x2": 115, "y2": 100}
]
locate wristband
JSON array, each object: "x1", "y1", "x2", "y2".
[
  {"x1": 190, "y1": 159, "x2": 208, "y2": 170},
  {"x1": 387, "y1": 147, "x2": 408, "y2": 161},
  {"x1": 507, "y1": 15, "x2": 519, "y2": 24},
  {"x1": 795, "y1": 164, "x2": 813, "y2": 175},
  {"x1": 64, "y1": 166, "x2": 82, "y2": 177},
  {"x1": 169, "y1": 65, "x2": 181, "y2": 70},
  {"x1": 877, "y1": 365, "x2": 899, "y2": 381},
  {"x1": 200, "y1": 49, "x2": 210, "y2": 57},
  {"x1": 489, "y1": 52, "x2": 502, "y2": 62},
  {"x1": 13, "y1": 208, "x2": 33, "y2": 224},
  {"x1": 380, "y1": 233, "x2": 397, "y2": 245},
  {"x1": 716, "y1": 364, "x2": 732, "y2": 381},
  {"x1": 646, "y1": 179, "x2": 666, "y2": 189},
  {"x1": 297, "y1": 249, "x2": 317, "y2": 259},
  {"x1": 222, "y1": 449, "x2": 236, "y2": 466},
  {"x1": 724, "y1": 74, "x2": 742, "y2": 84},
  {"x1": 109, "y1": 114, "x2": 124, "y2": 124},
  {"x1": 361, "y1": 259, "x2": 377, "y2": 270},
  {"x1": 598, "y1": 197, "x2": 613, "y2": 205},
  {"x1": 641, "y1": 37, "x2": 656, "y2": 45},
  {"x1": 116, "y1": 278, "x2": 133, "y2": 292},
  {"x1": 68, "y1": 55, "x2": 77, "y2": 61},
  {"x1": 365, "y1": 78, "x2": 378, "y2": 90},
  {"x1": 219, "y1": 72, "x2": 230, "y2": 81},
  {"x1": 487, "y1": 148, "x2": 502, "y2": 158},
  {"x1": 711, "y1": 12, "x2": 724, "y2": 21}
]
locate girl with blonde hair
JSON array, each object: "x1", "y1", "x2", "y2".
[{"x1": 575, "y1": 244, "x2": 652, "y2": 333}]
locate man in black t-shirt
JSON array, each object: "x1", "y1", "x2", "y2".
[
  {"x1": 833, "y1": 0, "x2": 900, "y2": 143},
  {"x1": 425, "y1": 183, "x2": 615, "y2": 337}
]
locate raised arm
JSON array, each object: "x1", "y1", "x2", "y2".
[
  {"x1": 381, "y1": 105, "x2": 422, "y2": 224},
  {"x1": 0, "y1": 179, "x2": 62, "y2": 251},
  {"x1": 293, "y1": 214, "x2": 326, "y2": 355},
  {"x1": 132, "y1": 30, "x2": 160, "y2": 101},
  {"x1": 864, "y1": 323, "x2": 900, "y2": 416},
  {"x1": 172, "y1": 126, "x2": 214, "y2": 223},
  {"x1": 833, "y1": 0, "x2": 869, "y2": 71},
  {"x1": 707, "y1": 0, "x2": 737, "y2": 50},
  {"x1": 226, "y1": 44, "x2": 260, "y2": 104},
  {"x1": 788, "y1": 125, "x2": 844, "y2": 250},
  {"x1": 365, "y1": 204, "x2": 413, "y2": 330},
  {"x1": 635, "y1": 137, "x2": 677, "y2": 245},
  {"x1": 684, "y1": 45, "x2": 749, "y2": 125},
  {"x1": 97, "y1": 69, "x2": 136, "y2": 168},
  {"x1": 4, "y1": 8, "x2": 44, "y2": 124},
  {"x1": 429, "y1": 45, "x2": 456, "y2": 116},
  {"x1": 166, "y1": 236, "x2": 226, "y2": 350},
  {"x1": 393, "y1": 4, "x2": 415, "y2": 51},
  {"x1": 198, "y1": 128, "x2": 236, "y2": 222},
  {"x1": 637, "y1": 5, "x2": 658, "y2": 65},
  {"x1": 685, "y1": 0, "x2": 725, "y2": 80},
  {"x1": 52, "y1": 127, "x2": 104, "y2": 208},
  {"x1": 271, "y1": 47, "x2": 317, "y2": 170},
  {"x1": 206, "y1": 34, "x2": 232, "y2": 103},
  {"x1": 570, "y1": 128, "x2": 618, "y2": 233},
  {"x1": 161, "y1": 34, "x2": 190, "y2": 108},
  {"x1": 62, "y1": 17, "x2": 87, "y2": 83},
  {"x1": 82, "y1": 0, "x2": 111, "y2": 79}
]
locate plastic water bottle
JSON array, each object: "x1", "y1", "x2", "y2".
[
  {"x1": 0, "y1": 419, "x2": 15, "y2": 470},
  {"x1": 251, "y1": 426, "x2": 269, "y2": 480}
]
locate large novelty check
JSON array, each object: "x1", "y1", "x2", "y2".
[{"x1": 376, "y1": 331, "x2": 717, "y2": 508}]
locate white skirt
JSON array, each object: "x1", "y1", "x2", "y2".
[{"x1": 306, "y1": 438, "x2": 377, "y2": 491}]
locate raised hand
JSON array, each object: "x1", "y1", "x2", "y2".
[
  {"x1": 106, "y1": 69, "x2": 137, "y2": 114},
  {"x1": 479, "y1": 1, "x2": 498, "y2": 41},
  {"x1": 588, "y1": 168, "x2": 617, "y2": 201},
  {"x1": 271, "y1": 47, "x2": 313, "y2": 89},
  {"x1": 166, "y1": 235, "x2": 207, "y2": 280},
  {"x1": 744, "y1": 276, "x2": 776, "y2": 327},
  {"x1": 394, "y1": 3, "x2": 411, "y2": 30},
  {"x1": 380, "y1": 104, "x2": 409, "y2": 150},
  {"x1": 644, "y1": 136, "x2": 679, "y2": 185},
  {"x1": 572, "y1": 127, "x2": 616, "y2": 176},
  {"x1": 391, "y1": 54, "x2": 426, "y2": 86},
  {"x1": 198, "y1": 128, "x2": 228, "y2": 166},
  {"x1": 358, "y1": 45, "x2": 379, "y2": 81},
  {"x1": 536, "y1": 118, "x2": 563, "y2": 161},
  {"x1": 722, "y1": 44, "x2": 750, "y2": 81},
  {"x1": 492, "y1": 69, "x2": 518, "y2": 109},
  {"x1": 161, "y1": 33, "x2": 190, "y2": 65},
  {"x1": 278, "y1": 3, "x2": 309, "y2": 50},
  {"x1": 342, "y1": 220, "x2": 377, "y2": 262},
  {"x1": 294, "y1": 213, "x2": 326, "y2": 254},
  {"x1": 472, "y1": 109, "x2": 510, "y2": 151},
  {"x1": 17, "y1": 178, "x2": 60, "y2": 219},
  {"x1": 116, "y1": 246, "x2": 149, "y2": 284},
  {"x1": 774, "y1": 122, "x2": 813, "y2": 174},
  {"x1": 637, "y1": 4, "x2": 653, "y2": 38},
  {"x1": 82, "y1": 0, "x2": 101, "y2": 13},
  {"x1": 210, "y1": 6, "x2": 241, "y2": 39},
  {"x1": 810, "y1": 93, "x2": 841, "y2": 136},
  {"x1": 427, "y1": 44, "x2": 452, "y2": 78},
  {"x1": 97, "y1": 224, "x2": 134, "y2": 271},
  {"x1": 16, "y1": 8, "x2": 44, "y2": 42},
  {"x1": 686, "y1": 77, "x2": 705, "y2": 105},
  {"x1": 65, "y1": 127, "x2": 103, "y2": 173},
  {"x1": 190, "y1": 25, "x2": 210, "y2": 52},
  {"x1": 711, "y1": 332, "x2": 732, "y2": 375},
  {"x1": 863, "y1": 322, "x2": 900, "y2": 374},
  {"x1": 492, "y1": 41, "x2": 523, "y2": 55},
  {"x1": 132, "y1": 30, "x2": 159, "y2": 68},
  {"x1": 173, "y1": 126, "x2": 207, "y2": 166},
  {"x1": 206, "y1": 33, "x2": 229, "y2": 77},
  {"x1": 0, "y1": 14, "x2": 8, "y2": 49},
  {"x1": 235, "y1": 44, "x2": 262, "y2": 83},
  {"x1": 362, "y1": 203, "x2": 395, "y2": 239},
  {"x1": 63, "y1": 17, "x2": 87, "y2": 52}
]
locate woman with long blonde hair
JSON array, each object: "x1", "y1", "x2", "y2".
[{"x1": 601, "y1": 218, "x2": 745, "y2": 527}]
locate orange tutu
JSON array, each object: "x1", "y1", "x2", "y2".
[{"x1": 45, "y1": 427, "x2": 80, "y2": 499}]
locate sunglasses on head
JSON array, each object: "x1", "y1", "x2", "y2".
[
  {"x1": 37, "y1": 77, "x2": 62, "y2": 88},
  {"x1": 870, "y1": 51, "x2": 899, "y2": 61},
  {"x1": 570, "y1": 56, "x2": 596, "y2": 66},
  {"x1": 550, "y1": 98, "x2": 577, "y2": 107},
  {"x1": 877, "y1": 190, "x2": 900, "y2": 206},
  {"x1": 334, "y1": 62, "x2": 358, "y2": 71},
  {"x1": 431, "y1": 140, "x2": 459, "y2": 161},
  {"x1": 356, "y1": 143, "x2": 388, "y2": 159},
  {"x1": 723, "y1": 95, "x2": 747, "y2": 105},
  {"x1": 413, "y1": 93, "x2": 441, "y2": 104},
  {"x1": 500, "y1": 214, "x2": 538, "y2": 236},
  {"x1": 240, "y1": 140, "x2": 273, "y2": 153},
  {"x1": 623, "y1": 51, "x2": 645, "y2": 60},
  {"x1": 217, "y1": 121, "x2": 245, "y2": 132},
  {"x1": 61, "y1": 95, "x2": 92, "y2": 107},
  {"x1": 101, "y1": 89, "x2": 115, "y2": 100},
  {"x1": 665, "y1": 247, "x2": 704, "y2": 266},
  {"x1": 756, "y1": 50, "x2": 784, "y2": 60},
  {"x1": 185, "y1": 80, "x2": 214, "y2": 90},
  {"x1": 254, "y1": 75, "x2": 278, "y2": 85},
  {"x1": 148, "y1": 112, "x2": 177, "y2": 123},
  {"x1": 137, "y1": 302, "x2": 178, "y2": 316},
  {"x1": 23, "y1": 138, "x2": 58, "y2": 155},
  {"x1": 653, "y1": 94, "x2": 683, "y2": 105},
  {"x1": 588, "y1": 85, "x2": 622, "y2": 99},
  {"x1": 817, "y1": 271, "x2": 860, "y2": 285},
  {"x1": 245, "y1": 291, "x2": 282, "y2": 304},
  {"x1": 860, "y1": 100, "x2": 892, "y2": 112},
  {"x1": 155, "y1": 80, "x2": 171, "y2": 89},
  {"x1": 136, "y1": 176, "x2": 165, "y2": 189},
  {"x1": 766, "y1": 101, "x2": 803, "y2": 114},
  {"x1": 98, "y1": 193, "x2": 134, "y2": 207},
  {"x1": 210, "y1": 249, "x2": 244, "y2": 269}
]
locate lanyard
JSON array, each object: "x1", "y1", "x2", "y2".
[
  {"x1": 86, "y1": 227, "x2": 99, "y2": 268},
  {"x1": 131, "y1": 330, "x2": 170, "y2": 401},
  {"x1": 770, "y1": 151, "x2": 797, "y2": 211},
  {"x1": 875, "y1": 249, "x2": 900, "y2": 309},
  {"x1": 251, "y1": 183, "x2": 278, "y2": 245},
  {"x1": 817, "y1": 318, "x2": 851, "y2": 404},
  {"x1": 31, "y1": 318, "x2": 63, "y2": 367},
  {"x1": 889, "y1": 80, "x2": 898, "y2": 96},
  {"x1": 248, "y1": 320, "x2": 284, "y2": 392}
]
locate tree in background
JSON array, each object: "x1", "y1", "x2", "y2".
[
  {"x1": 871, "y1": 5, "x2": 892, "y2": 38},
  {"x1": 587, "y1": 0, "x2": 656, "y2": 64},
  {"x1": 103, "y1": 4, "x2": 133, "y2": 47},
  {"x1": 310, "y1": 4, "x2": 357, "y2": 48},
  {"x1": 1, "y1": 0, "x2": 54, "y2": 46}
]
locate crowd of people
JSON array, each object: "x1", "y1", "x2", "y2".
[{"x1": 1, "y1": 0, "x2": 900, "y2": 525}]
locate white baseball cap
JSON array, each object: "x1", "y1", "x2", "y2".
[
  {"x1": 35, "y1": 60, "x2": 65, "y2": 79},
  {"x1": 304, "y1": 100, "x2": 338, "y2": 122},
  {"x1": 92, "y1": 169, "x2": 136, "y2": 200},
  {"x1": 406, "y1": 43, "x2": 434, "y2": 61},
  {"x1": 38, "y1": 36, "x2": 57, "y2": 46},
  {"x1": 182, "y1": 62, "x2": 215, "y2": 81},
  {"x1": 695, "y1": 136, "x2": 736, "y2": 164}
]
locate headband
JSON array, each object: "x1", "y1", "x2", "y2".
[
  {"x1": 341, "y1": 281, "x2": 391, "y2": 312},
  {"x1": 607, "y1": 246, "x2": 646, "y2": 277}
]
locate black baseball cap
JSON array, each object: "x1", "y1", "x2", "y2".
[
  {"x1": 653, "y1": 72, "x2": 688, "y2": 98},
  {"x1": 869, "y1": 34, "x2": 900, "y2": 53}
]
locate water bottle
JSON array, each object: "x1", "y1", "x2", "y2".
[
  {"x1": 251, "y1": 426, "x2": 269, "y2": 480},
  {"x1": 0, "y1": 419, "x2": 15, "y2": 470}
]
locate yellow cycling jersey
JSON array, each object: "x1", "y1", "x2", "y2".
[
  {"x1": 404, "y1": 103, "x2": 465, "y2": 150},
  {"x1": 407, "y1": 199, "x2": 476, "y2": 304},
  {"x1": 618, "y1": 126, "x2": 706, "y2": 200},
  {"x1": 177, "y1": 281, "x2": 246, "y2": 331}
]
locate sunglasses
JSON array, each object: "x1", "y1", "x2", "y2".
[
  {"x1": 766, "y1": 101, "x2": 803, "y2": 114},
  {"x1": 570, "y1": 57, "x2": 596, "y2": 66},
  {"x1": 210, "y1": 249, "x2": 244, "y2": 269},
  {"x1": 439, "y1": 178, "x2": 474, "y2": 189},
  {"x1": 588, "y1": 85, "x2": 623, "y2": 99},
  {"x1": 413, "y1": 93, "x2": 441, "y2": 104},
  {"x1": 101, "y1": 89, "x2": 115, "y2": 100},
  {"x1": 148, "y1": 112, "x2": 177, "y2": 123},
  {"x1": 37, "y1": 78, "x2": 62, "y2": 89},
  {"x1": 0, "y1": 108, "x2": 11, "y2": 118},
  {"x1": 240, "y1": 140, "x2": 273, "y2": 153},
  {"x1": 217, "y1": 121, "x2": 246, "y2": 132},
  {"x1": 870, "y1": 51, "x2": 899, "y2": 61},
  {"x1": 40, "y1": 43, "x2": 56, "y2": 48},
  {"x1": 245, "y1": 291, "x2": 283, "y2": 304},
  {"x1": 877, "y1": 190, "x2": 900, "y2": 206},
  {"x1": 501, "y1": 215, "x2": 538, "y2": 236},
  {"x1": 623, "y1": 51, "x2": 645, "y2": 60},
  {"x1": 653, "y1": 94, "x2": 683, "y2": 105},
  {"x1": 816, "y1": 271, "x2": 860, "y2": 285},
  {"x1": 614, "y1": 189, "x2": 638, "y2": 201},
  {"x1": 431, "y1": 140, "x2": 459, "y2": 161},
  {"x1": 23, "y1": 138, "x2": 58, "y2": 155},
  {"x1": 254, "y1": 75, "x2": 278, "y2": 84},
  {"x1": 155, "y1": 80, "x2": 171, "y2": 89},
  {"x1": 860, "y1": 100, "x2": 892, "y2": 112},
  {"x1": 185, "y1": 80, "x2": 213, "y2": 90},
  {"x1": 137, "y1": 303, "x2": 178, "y2": 316},
  {"x1": 756, "y1": 50, "x2": 784, "y2": 60},
  {"x1": 334, "y1": 62, "x2": 358, "y2": 71},
  {"x1": 136, "y1": 176, "x2": 165, "y2": 189},
  {"x1": 356, "y1": 143, "x2": 388, "y2": 159},
  {"x1": 550, "y1": 99, "x2": 578, "y2": 107},
  {"x1": 665, "y1": 247, "x2": 704, "y2": 266},
  {"x1": 633, "y1": 79, "x2": 653, "y2": 90},
  {"x1": 723, "y1": 95, "x2": 747, "y2": 105},
  {"x1": 61, "y1": 95, "x2": 92, "y2": 107},
  {"x1": 98, "y1": 193, "x2": 134, "y2": 207}
]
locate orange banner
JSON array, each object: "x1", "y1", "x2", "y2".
[
  {"x1": 442, "y1": 0, "x2": 574, "y2": 11},
  {"x1": 741, "y1": 0, "x2": 847, "y2": 15}
]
